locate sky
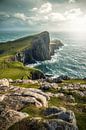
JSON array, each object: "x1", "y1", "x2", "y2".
[{"x1": 0, "y1": 0, "x2": 86, "y2": 32}]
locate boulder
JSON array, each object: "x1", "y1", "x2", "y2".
[
  {"x1": 0, "y1": 102, "x2": 28, "y2": 130},
  {"x1": 58, "y1": 75, "x2": 70, "y2": 80},
  {"x1": 67, "y1": 95, "x2": 75, "y2": 103},
  {"x1": 43, "y1": 107, "x2": 77, "y2": 125},
  {"x1": 9, "y1": 110, "x2": 78, "y2": 130},
  {"x1": 51, "y1": 77, "x2": 63, "y2": 83},
  {"x1": 0, "y1": 78, "x2": 9, "y2": 87},
  {"x1": 2, "y1": 87, "x2": 49, "y2": 110},
  {"x1": 30, "y1": 70, "x2": 45, "y2": 80},
  {"x1": 40, "y1": 84, "x2": 51, "y2": 91}
]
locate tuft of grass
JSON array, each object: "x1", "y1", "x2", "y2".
[
  {"x1": 75, "y1": 112, "x2": 86, "y2": 130},
  {"x1": 21, "y1": 105, "x2": 44, "y2": 118}
]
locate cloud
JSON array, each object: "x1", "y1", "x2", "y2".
[
  {"x1": 31, "y1": 2, "x2": 52, "y2": 14},
  {"x1": 49, "y1": 12, "x2": 65, "y2": 22},
  {"x1": 0, "y1": 12, "x2": 10, "y2": 21},
  {"x1": 31, "y1": 8, "x2": 38, "y2": 11},
  {"x1": 39, "y1": 2, "x2": 52, "y2": 13},
  {"x1": 14, "y1": 13, "x2": 28, "y2": 21},
  {"x1": 64, "y1": 8, "x2": 83, "y2": 20},
  {"x1": 69, "y1": 0, "x2": 76, "y2": 3}
]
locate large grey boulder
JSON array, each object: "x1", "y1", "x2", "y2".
[
  {"x1": 43, "y1": 107, "x2": 77, "y2": 125},
  {"x1": 0, "y1": 102, "x2": 28, "y2": 130},
  {"x1": 2, "y1": 87, "x2": 49, "y2": 110},
  {"x1": 9, "y1": 110, "x2": 78, "y2": 130}
]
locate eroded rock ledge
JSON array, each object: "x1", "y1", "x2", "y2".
[
  {"x1": 9, "y1": 106, "x2": 78, "y2": 130},
  {"x1": 0, "y1": 78, "x2": 80, "y2": 130}
]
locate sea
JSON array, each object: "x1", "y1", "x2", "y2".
[{"x1": 0, "y1": 30, "x2": 86, "y2": 79}]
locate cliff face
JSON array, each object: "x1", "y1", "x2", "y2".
[
  {"x1": 32, "y1": 31, "x2": 50, "y2": 61},
  {"x1": 15, "y1": 31, "x2": 50, "y2": 64},
  {"x1": 50, "y1": 39, "x2": 63, "y2": 55},
  {"x1": 15, "y1": 32, "x2": 63, "y2": 64}
]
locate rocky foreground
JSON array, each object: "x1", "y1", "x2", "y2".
[{"x1": 0, "y1": 78, "x2": 86, "y2": 130}]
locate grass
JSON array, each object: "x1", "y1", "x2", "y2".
[
  {"x1": 0, "y1": 35, "x2": 33, "y2": 57},
  {"x1": 76, "y1": 112, "x2": 86, "y2": 130},
  {"x1": 12, "y1": 82, "x2": 40, "y2": 89},
  {"x1": 21, "y1": 105, "x2": 44, "y2": 118},
  {"x1": 62, "y1": 79, "x2": 86, "y2": 84},
  {"x1": 0, "y1": 61, "x2": 43, "y2": 80}
]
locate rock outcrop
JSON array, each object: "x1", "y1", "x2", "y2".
[
  {"x1": 0, "y1": 79, "x2": 49, "y2": 129},
  {"x1": 0, "y1": 102, "x2": 28, "y2": 130},
  {"x1": 50, "y1": 39, "x2": 63, "y2": 55},
  {"x1": 0, "y1": 78, "x2": 9, "y2": 87},
  {"x1": 9, "y1": 107, "x2": 78, "y2": 130},
  {"x1": 0, "y1": 78, "x2": 80, "y2": 130},
  {"x1": 0, "y1": 85, "x2": 49, "y2": 110}
]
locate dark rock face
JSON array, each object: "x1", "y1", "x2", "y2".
[
  {"x1": 30, "y1": 70, "x2": 46, "y2": 80},
  {"x1": 32, "y1": 31, "x2": 50, "y2": 61},
  {"x1": 15, "y1": 31, "x2": 50, "y2": 64},
  {"x1": 46, "y1": 75, "x2": 70, "y2": 83}
]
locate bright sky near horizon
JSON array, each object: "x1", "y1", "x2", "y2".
[{"x1": 0, "y1": 0, "x2": 86, "y2": 32}]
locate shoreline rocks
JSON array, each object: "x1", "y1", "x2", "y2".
[{"x1": 50, "y1": 39, "x2": 63, "y2": 55}]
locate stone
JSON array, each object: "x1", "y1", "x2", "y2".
[
  {"x1": 67, "y1": 95, "x2": 75, "y2": 103},
  {"x1": 49, "y1": 77, "x2": 63, "y2": 83},
  {"x1": 43, "y1": 107, "x2": 77, "y2": 125},
  {"x1": 40, "y1": 84, "x2": 51, "y2": 91},
  {"x1": 43, "y1": 106, "x2": 61, "y2": 116},
  {"x1": 58, "y1": 75, "x2": 70, "y2": 80},
  {"x1": 9, "y1": 109, "x2": 78, "y2": 130},
  {"x1": 0, "y1": 107, "x2": 28, "y2": 130},
  {"x1": 8, "y1": 79, "x2": 14, "y2": 83},
  {"x1": 1, "y1": 87, "x2": 49, "y2": 110},
  {"x1": 0, "y1": 78, "x2": 9, "y2": 87}
]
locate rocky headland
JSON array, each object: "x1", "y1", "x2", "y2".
[{"x1": 0, "y1": 31, "x2": 63, "y2": 64}]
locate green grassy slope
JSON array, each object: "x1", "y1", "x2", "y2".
[
  {"x1": 0, "y1": 35, "x2": 34, "y2": 57},
  {"x1": 0, "y1": 61, "x2": 44, "y2": 80}
]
